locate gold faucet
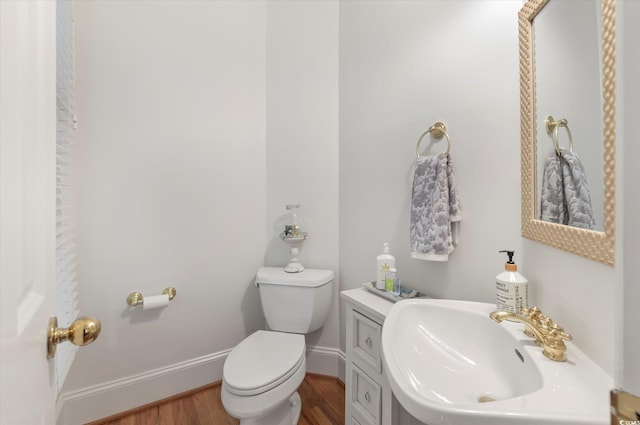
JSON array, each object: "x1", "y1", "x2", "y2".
[{"x1": 490, "y1": 308, "x2": 573, "y2": 362}]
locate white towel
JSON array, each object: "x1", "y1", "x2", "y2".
[
  {"x1": 540, "y1": 148, "x2": 595, "y2": 229},
  {"x1": 410, "y1": 152, "x2": 462, "y2": 261}
]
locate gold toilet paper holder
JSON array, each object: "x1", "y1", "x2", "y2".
[{"x1": 127, "y1": 287, "x2": 176, "y2": 307}]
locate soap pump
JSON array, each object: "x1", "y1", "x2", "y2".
[
  {"x1": 496, "y1": 250, "x2": 529, "y2": 314},
  {"x1": 376, "y1": 243, "x2": 395, "y2": 290}
]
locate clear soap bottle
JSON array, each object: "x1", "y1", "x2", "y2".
[{"x1": 385, "y1": 268, "x2": 401, "y2": 296}]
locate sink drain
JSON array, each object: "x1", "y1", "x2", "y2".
[{"x1": 477, "y1": 396, "x2": 496, "y2": 403}]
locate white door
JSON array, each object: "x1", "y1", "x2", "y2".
[{"x1": 1, "y1": 1, "x2": 60, "y2": 423}]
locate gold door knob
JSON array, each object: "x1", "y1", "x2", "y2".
[{"x1": 47, "y1": 316, "x2": 101, "y2": 359}]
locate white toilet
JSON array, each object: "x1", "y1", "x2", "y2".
[{"x1": 221, "y1": 267, "x2": 334, "y2": 425}]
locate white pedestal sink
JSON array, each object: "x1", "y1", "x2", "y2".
[{"x1": 381, "y1": 299, "x2": 612, "y2": 425}]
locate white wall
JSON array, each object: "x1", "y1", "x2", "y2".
[
  {"x1": 62, "y1": 1, "x2": 341, "y2": 422},
  {"x1": 339, "y1": 0, "x2": 523, "y2": 347},
  {"x1": 265, "y1": 0, "x2": 340, "y2": 359},
  {"x1": 64, "y1": 0, "x2": 267, "y2": 414},
  {"x1": 621, "y1": 0, "x2": 640, "y2": 394},
  {"x1": 338, "y1": 0, "x2": 619, "y2": 376}
]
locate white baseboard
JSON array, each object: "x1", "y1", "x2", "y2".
[
  {"x1": 59, "y1": 346, "x2": 345, "y2": 425},
  {"x1": 59, "y1": 350, "x2": 230, "y2": 425},
  {"x1": 306, "y1": 345, "x2": 346, "y2": 383}
]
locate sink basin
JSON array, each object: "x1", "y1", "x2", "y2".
[{"x1": 381, "y1": 299, "x2": 612, "y2": 425}]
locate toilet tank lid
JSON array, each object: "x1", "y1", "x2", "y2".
[{"x1": 256, "y1": 267, "x2": 334, "y2": 287}]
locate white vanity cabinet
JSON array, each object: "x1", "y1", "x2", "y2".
[{"x1": 342, "y1": 288, "x2": 397, "y2": 425}]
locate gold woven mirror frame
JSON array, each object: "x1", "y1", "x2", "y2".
[{"x1": 519, "y1": 0, "x2": 616, "y2": 265}]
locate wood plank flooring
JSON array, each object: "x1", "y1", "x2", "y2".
[{"x1": 91, "y1": 374, "x2": 345, "y2": 425}]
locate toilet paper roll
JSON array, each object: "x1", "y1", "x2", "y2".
[{"x1": 143, "y1": 294, "x2": 170, "y2": 310}]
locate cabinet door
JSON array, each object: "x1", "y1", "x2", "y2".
[
  {"x1": 351, "y1": 364, "x2": 382, "y2": 425},
  {"x1": 352, "y1": 310, "x2": 383, "y2": 373},
  {"x1": 350, "y1": 416, "x2": 364, "y2": 425}
]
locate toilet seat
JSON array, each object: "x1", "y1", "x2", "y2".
[
  {"x1": 221, "y1": 354, "x2": 306, "y2": 420},
  {"x1": 223, "y1": 330, "x2": 305, "y2": 396}
]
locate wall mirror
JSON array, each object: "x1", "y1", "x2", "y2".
[{"x1": 519, "y1": 0, "x2": 615, "y2": 265}]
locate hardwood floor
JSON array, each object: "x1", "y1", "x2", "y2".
[{"x1": 90, "y1": 374, "x2": 345, "y2": 425}]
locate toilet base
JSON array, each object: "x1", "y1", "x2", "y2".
[{"x1": 239, "y1": 392, "x2": 302, "y2": 425}]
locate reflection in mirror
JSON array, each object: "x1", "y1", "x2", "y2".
[
  {"x1": 519, "y1": 0, "x2": 615, "y2": 265},
  {"x1": 534, "y1": 0, "x2": 604, "y2": 231}
]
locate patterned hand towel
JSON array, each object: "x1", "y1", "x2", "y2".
[
  {"x1": 410, "y1": 152, "x2": 462, "y2": 261},
  {"x1": 540, "y1": 148, "x2": 595, "y2": 229}
]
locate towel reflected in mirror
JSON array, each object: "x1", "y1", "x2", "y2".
[{"x1": 540, "y1": 148, "x2": 595, "y2": 230}]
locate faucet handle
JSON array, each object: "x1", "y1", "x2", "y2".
[
  {"x1": 538, "y1": 314, "x2": 552, "y2": 327},
  {"x1": 523, "y1": 306, "x2": 541, "y2": 317},
  {"x1": 542, "y1": 323, "x2": 572, "y2": 362},
  {"x1": 524, "y1": 307, "x2": 551, "y2": 328},
  {"x1": 522, "y1": 307, "x2": 550, "y2": 341},
  {"x1": 548, "y1": 323, "x2": 572, "y2": 341}
]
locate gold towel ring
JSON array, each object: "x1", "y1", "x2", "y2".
[
  {"x1": 545, "y1": 116, "x2": 573, "y2": 156},
  {"x1": 416, "y1": 122, "x2": 451, "y2": 158}
]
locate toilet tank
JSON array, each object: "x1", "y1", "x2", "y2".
[{"x1": 256, "y1": 267, "x2": 334, "y2": 334}]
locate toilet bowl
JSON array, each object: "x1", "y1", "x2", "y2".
[
  {"x1": 221, "y1": 330, "x2": 306, "y2": 424},
  {"x1": 221, "y1": 267, "x2": 334, "y2": 424}
]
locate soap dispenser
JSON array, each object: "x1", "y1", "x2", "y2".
[
  {"x1": 496, "y1": 250, "x2": 529, "y2": 314},
  {"x1": 376, "y1": 243, "x2": 395, "y2": 290}
]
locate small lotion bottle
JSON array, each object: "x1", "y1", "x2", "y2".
[
  {"x1": 385, "y1": 268, "x2": 401, "y2": 296},
  {"x1": 496, "y1": 250, "x2": 529, "y2": 314},
  {"x1": 376, "y1": 243, "x2": 395, "y2": 290},
  {"x1": 385, "y1": 268, "x2": 397, "y2": 293}
]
